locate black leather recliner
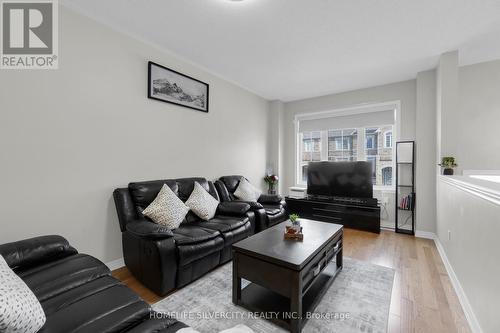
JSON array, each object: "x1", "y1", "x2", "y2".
[
  {"x1": 214, "y1": 175, "x2": 288, "y2": 232},
  {"x1": 113, "y1": 177, "x2": 255, "y2": 296},
  {"x1": 0, "y1": 235, "x2": 186, "y2": 333}
]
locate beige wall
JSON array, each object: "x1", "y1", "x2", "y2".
[{"x1": 0, "y1": 7, "x2": 270, "y2": 263}]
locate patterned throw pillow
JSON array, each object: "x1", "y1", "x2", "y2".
[
  {"x1": 0, "y1": 255, "x2": 46, "y2": 333},
  {"x1": 142, "y1": 184, "x2": 189, "y2": 229},
  {"x1": 185, "y1": 182, "x2": 220, "y2": 221},
  {"x1": 234, "y1": 178, "x2": 262, "y2": 202}
]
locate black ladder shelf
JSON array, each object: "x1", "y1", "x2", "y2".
[{"x1": 395, "y1": 141, "x2": 415, "y2": 235}]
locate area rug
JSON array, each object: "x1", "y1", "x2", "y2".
[{"x1": 153, "y1": 257, "x2": 394, "y2": 333}]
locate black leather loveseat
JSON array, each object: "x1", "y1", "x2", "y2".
[
  {"x1": 113, "y1": 177, "x2": 255, "y2": 296},
  {"x1": 214, "y1": 175, "x2": 288, "y2": 232},
  {"x1": 0, "y1": 235, "x2": 186, "y2": 333}
]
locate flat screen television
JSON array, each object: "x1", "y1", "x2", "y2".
[{"x1": 307, "y1": 161, "x2": 373, "y2": 199}]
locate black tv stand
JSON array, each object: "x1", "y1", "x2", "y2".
[
  {"x1": 307, "y1": 195, "x2": 378, "y2": 207},
  {"x1": 285, "y1": 196, "x2": 381, "y2": 233}
]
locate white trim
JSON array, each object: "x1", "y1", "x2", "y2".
[
  {"x1": 415, "y1": 230, "x2": 436, "y2": 239},
  {"x1": 439, "y1": 175, "x2": 500, "y2": 207},
  {"x1": 106, "y1": 257, "x2": 125, "y2": 271},
  {"x1": 434, "y1": 238, "x2": 483, "y2": 333}
]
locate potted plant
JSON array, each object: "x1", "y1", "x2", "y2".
[
  {"x1": 439, "y1": 157, "x2": 457, "y2": 175},
  {"x1": 264, "y1": 174, "x2": 279, "y2": 194},
  {"x1": 287, "y1": 214, "x2": 301, "y2": 234},
  {"x1": 289, "y1": 213, "x2": 300, "y2": 226}
]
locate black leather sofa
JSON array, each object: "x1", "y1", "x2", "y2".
[
  {"x1": 113, "y1": 177, "x2": 255, "y2": 296},
  {"x1": 214, "y1": 175, "x2": 288, "y2": 232},
  {"x1": 0, "y1": 235, "x2": 186, "y2": 333}
]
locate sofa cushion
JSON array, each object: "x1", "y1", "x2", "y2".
[
  {"x1": 177, "y1": 236, "x2": 224, "y2": 266},
  {"x1": 176, "y1": 178, "x2": 218, "y2": 201},
  {"x1": 142, "y1": 184, "x2": 190, "y2": 229},
  {"x1": 129, "y1": 180, "x2": 179, "y2": 210},
  {"x1": 41, "y1": 276, "x2": 120, "y2": 316},
  {"x1": 262, "y1": 205, "x2": 283, "y2": 216},
  {"x1": 172, "y1": 224, "x2": 222, "y2": 246},
  {"x1": 190, "y1": 216, "x2": 249, "y2": 234},
  {"x1": 0, "y1": 255, "x2": 46, "y2": 333},
  {"x1": 219, "y1": 175, "x2": 243, "y2": 193},
  {"x1": 39, "y1": 283, "x2": 150, "y2": 333},
  {"x1": 185, "y1": 182, "x2": 219, "y2": 221},
  {"x1": 17, "y1": 254, "x2": 109, "y2": 302}
]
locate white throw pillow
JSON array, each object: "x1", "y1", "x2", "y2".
[
  {"x1": 185, "y1": 182, "x2": 219, "y2": 221},
  {"x1": 0, "y1": 255, "x2": 46, "y2": 333},
  {"x1": 234, "y1": 178, "x2": 262, "y2": 202},
  {"x1": 142, "y1": 184, "x2": 189, "y2": 229}
]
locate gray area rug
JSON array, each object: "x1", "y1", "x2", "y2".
[{"x1": 153, "y1": 257, "x2": 394, "y2": 333}]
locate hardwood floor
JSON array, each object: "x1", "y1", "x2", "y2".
[{"x1": 112, "y1": 229, "x2": 471, "y2": 333}]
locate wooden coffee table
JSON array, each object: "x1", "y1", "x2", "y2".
[{"x1": 232, "y1": 219, "x2": 343, "y2": 333}]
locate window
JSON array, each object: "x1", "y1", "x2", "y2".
[
  {"x1": 300, "y1": 131, "x2": 322, "y2": 182},
  {"x1": 297, "y1": 124, "x2": 394, "y2": 187},
  {"x1": 328, "y1": 129, "x2": 357, "y2": 162},
  {"x1": 384, "y1": 131, "x2": 392, "y2": 148},
  {"x1": 382, "y1": 167, "x2": 392, "y2": 185},
  {"x1": 366, "y1": 135, "x2": 375, "y2": 149}
]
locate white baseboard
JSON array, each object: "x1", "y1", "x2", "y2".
[
  {"x1": 106, "y1": 257, "x2": 125, "y2": 271},
  {"x1": 415, "y1": 230, "x2": 436, "y2": 240},
  {"x1": 433, "y1": 238, "x2": 483, "y2": 333}
]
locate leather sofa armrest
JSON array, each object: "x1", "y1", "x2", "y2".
[
  {"x1": 126, "y1": 221, "x2": 174, "y2": 240},
  {"x1": 258, "y1": 194, "x2": 284, "y2": 204},
  {"x1": 236, "y1": 200, "x2": 264, "y2": 210},
  {"x1": 0, "y1": 235, "x2": 78, "y2": 269},
  {"x1": 217, "y1": 202, "x2": 251, "y2": 216}
]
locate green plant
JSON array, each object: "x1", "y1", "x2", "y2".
[
  {"x1": 439, "y1": 156, "x2": 458, "y2": 169},
  {"x1": 289, "y1": 214, "x2": 299, "y2": 223}
]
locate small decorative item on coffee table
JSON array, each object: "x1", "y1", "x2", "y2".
[{"x1": 285, "y1": 214, "x2": 303, "y2": 240}]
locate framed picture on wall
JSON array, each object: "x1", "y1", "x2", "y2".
[{"x1": 148, "y1": 61, "x2": 209, "y2": 112}]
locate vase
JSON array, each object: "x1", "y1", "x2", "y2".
[
  {"x1": 268, "y1": 183, "x2": 276, "y2": 195},
  {"x1": 443, "y1": 168, "x2": 454, "y2": 175}
]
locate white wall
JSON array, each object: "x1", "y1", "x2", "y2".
[
  {"x1": 456, "y1": 59, "x2": 500, "y2": 171},
  {"x1": 0, "y1": 7, "x2": 270, "y2": 263},
  {"x1": 267, "y1": 100, "x2": 285, "y2": 194},
  {"x1": 415, "y1": 70, "x2": 437, "y2": 233},
  {"x1": 437, "y1": 177, "x2": 500, "y2": 333}
]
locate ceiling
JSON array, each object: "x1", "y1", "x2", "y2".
[{"x1": 62, "y1": 0, "x2": 500, "y2": 101}]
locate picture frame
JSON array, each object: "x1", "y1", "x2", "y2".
[{"x1": 148, "y1": 61, "x2": 209, "y2": 112}]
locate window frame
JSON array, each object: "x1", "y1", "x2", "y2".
[
  {"x1": 384, "y1": 131, "x2": 393, "y2": 148},
  {"x1": 294, "y1": 101, "x2": 401, "y2": 189}
]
